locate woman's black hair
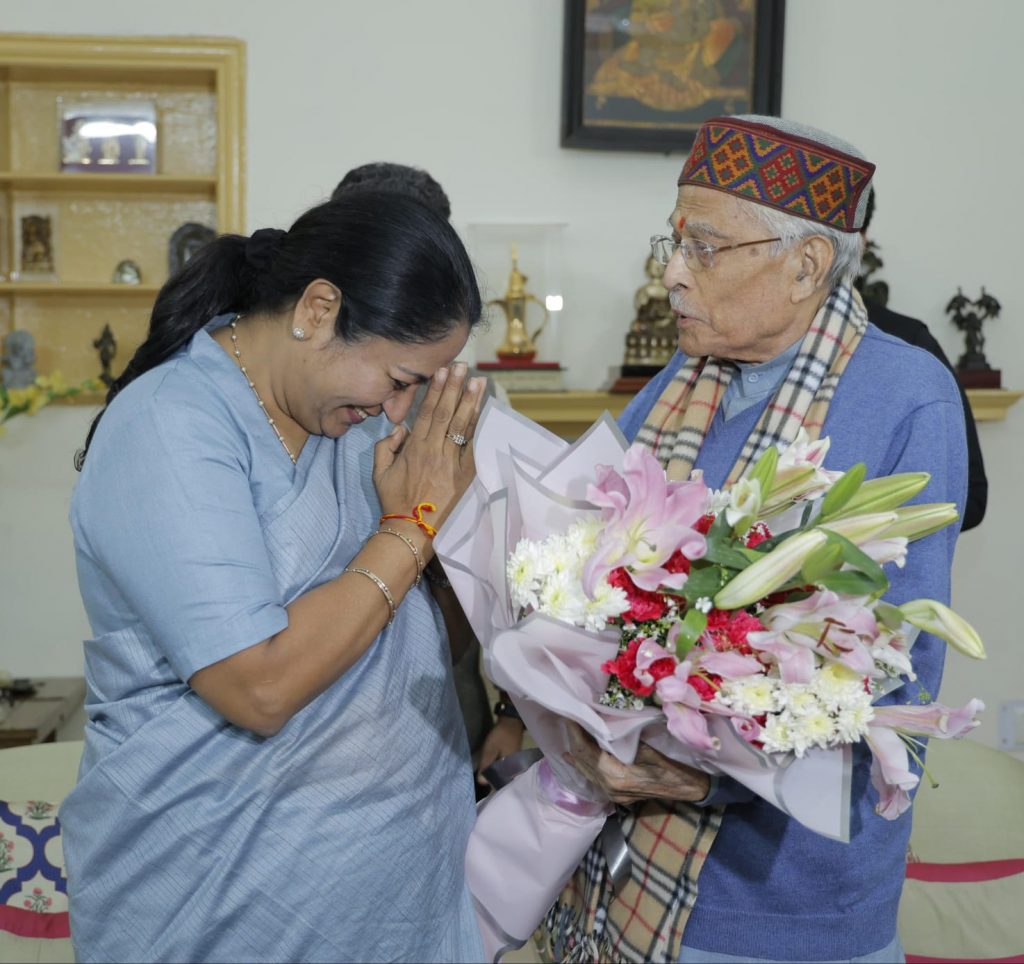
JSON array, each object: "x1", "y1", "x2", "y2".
[{"x1": 75, "y1": 191, "x2": 481, "y2": 469}]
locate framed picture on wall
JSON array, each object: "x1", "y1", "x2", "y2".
[
  {"x1": 58, "y1": 100, "x2": 157, "y2": 173},
  {"x1": 562, "y1": 0, "x2": 786, "y2": 153}
]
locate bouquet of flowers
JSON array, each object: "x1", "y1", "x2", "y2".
[
  {"x1": 505, "y1": 431, "x2": 984, "y2": 821},
  {"x1": 445, "y1": 400, "x2": 983, "y2": 956}
]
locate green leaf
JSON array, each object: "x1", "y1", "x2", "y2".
[
  {"x1": 817, "y1": 463, "x2": 866, "y2": 520},
  {"x1": 874, "y1": 601, "x2": 905, "y2": 631},
  {"x1": 682, "y1": 565, "x2": 727, "y2": 604},
  {"x1": 675, "y1": 608, "x2": 709, "y2": 660},
  {"x1": 820, "y1": 529, "x2": 888, "y2": 592},
  {"x1": 800, "y1": 542, "x2": 844, "y2": 585},
  {"x1": 817, "y1": 570, "x2": 886, "y2": 595}
]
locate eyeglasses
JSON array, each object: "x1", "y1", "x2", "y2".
[{"x1": 649, "y1": 234, "x2": 782, "y2": 270}]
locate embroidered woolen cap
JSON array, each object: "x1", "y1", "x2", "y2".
[{"x1": 678, "y1": 115, "x2": 876, "y2": 232}]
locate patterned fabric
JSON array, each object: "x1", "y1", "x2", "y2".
[
  {"x1": 636, "y1": 284, "x2": 869, "y2": 485},
  {"x1": 680, "y1": 117, "x2": 875, "y2": 231},
  {"x1": 0, "y1": 800, "x2": 69, "y2": 939},
  {"x1": 538, "y1": 803, "x2": 721, "y2": 964},
  {"x1": 538, "y1": 284, "x2": 868, "y2": 963}
]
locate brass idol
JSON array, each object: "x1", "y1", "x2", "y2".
[{"x1": 489, "y1": 245, "x2": 549, "y2": 362}]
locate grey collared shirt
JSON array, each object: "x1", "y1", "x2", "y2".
[{"x1": 719, "y1": 337, "x2": 803, "y2": 420}]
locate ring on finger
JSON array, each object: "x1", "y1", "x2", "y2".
[{"x1": 445, "y1": 431, "x2": 468, "y2": 447}]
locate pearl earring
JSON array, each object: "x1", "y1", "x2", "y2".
[{"x1": 292, "y1": 326, "x2": 306, "y2": 341}]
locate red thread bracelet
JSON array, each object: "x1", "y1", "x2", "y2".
[{"x1": 380, "y1": 501, "x2": 438, "y2": 538}]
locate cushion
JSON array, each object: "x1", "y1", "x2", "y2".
[
  {"x1": 900, "y1": 858, "x2": 1024, "y2": 963},
  {"x1": 0, "y1": 801, "x2": 69, "y2": 940}
]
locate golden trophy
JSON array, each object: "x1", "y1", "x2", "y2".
[
  {"x1": 488, "y1": 245, "x2": 550, "y2": 362},
  {"x1": 478, "y1": 245, "x2": 564, "y2": 391}
]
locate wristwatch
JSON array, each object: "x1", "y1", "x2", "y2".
[{"x1": 493, "y1": 696, "x2": 522, "y2": 722}]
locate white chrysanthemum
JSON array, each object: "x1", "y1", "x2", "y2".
[
  {"x1": 812, "y1": 662, "x2": 869, "y2": 710},
  {"x1": 835, "y1": 703, "x2": 875, "y2": 743},
  {"x1": 583, "y1": 577, "x2": 630, "y2": 632},
  {"x1": 760, "y1": 713, "x2": 797, "y2": 754},
  {"x1": 777, "y1": 683, "x2": 820, "y2": 717},
  {"x1": 539, "y1": 569, "x2": 588, "y2": 626},
  {"x1": 790, "y1": 706, "x2": 837, "y2": 753},
  {"x1": 507, "y1": 537, "x2": 547, "y2": 610},
  {"x1": 717, "y1": 677, "x2": 779, "y2": 716},
  {"x1": 705, "y1": 487, "x2": 731, "y2": 515},
  {"x1": 567, "y1": 517, "x2": 602, "y2": 556}
]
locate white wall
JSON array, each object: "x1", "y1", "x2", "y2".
[{"x1": 1, "y1": 0, "x2": 1021, "y2": 753}]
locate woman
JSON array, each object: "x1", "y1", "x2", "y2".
[{"x1": 61, "y1": 193, "x2": 487, "y2": 962}]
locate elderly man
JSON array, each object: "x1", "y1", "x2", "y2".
[{"x1": 546, "y1": 116, "x2": 967, "y2": 963}]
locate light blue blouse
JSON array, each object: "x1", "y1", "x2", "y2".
[{"x1": 61, "y1": 317, "x2": 483, "y2": 963}]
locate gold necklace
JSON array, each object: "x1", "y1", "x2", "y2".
[{"x1": 229, "y1": 318, "x2": 297, "y2": 464}]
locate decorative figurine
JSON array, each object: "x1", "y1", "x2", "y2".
[
  {"x1": 168, "y1": 222, "x2": 216, "y2": 277},
  {"x1": 854, "y1": 239, "x2": 889, "y2": 307},
  {"x1": 624, "y1": 253, "x2": 676, "y2": 367},
  {"x1": 488, "y1": 245, "x2": 549, "y2": 362},
  {"x1": 20, "y1": 215, "x2": 55, "y2": 274},
  {"x1": 946, "y1": 286, "x2": 1002, "y2": 388},
  {"x1": 93, "y1": 324, "x2": 118, "y2": 388},
  {"x1": 1, "y1": 330, "x2": 38, "y2": 389},
  {"x1": 112, "y1": 259, "x2": 142, "y2": 284},
  {"x1": 610, "y1": 253, "x2": 676, "y2": 393}
]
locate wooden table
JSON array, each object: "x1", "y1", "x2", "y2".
[{"x1": 0, "y1": 677, "x2": 86, "y2": 749}]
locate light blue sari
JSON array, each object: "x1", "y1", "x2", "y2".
[{"x1": 61, "y1": 319, "x2": 483, "y2": 962}]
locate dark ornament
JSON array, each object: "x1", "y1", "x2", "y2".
[
  {"x1": 168, "y1": 222, "x2": 216, "y2": 278},
  {"x1": 854, "y1": 239, "x2": 889, "y2": 307},
  {"x1": 93, "y1": 324, "x2": 118, "y2": 388},
  {"x1": 947, "y1": 287, "x2": 1002, "y2": 388}
]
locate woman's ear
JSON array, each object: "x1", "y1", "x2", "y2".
[
  {"x1": 297, "y1": 279, "x2": 342, "y2": 333},
  {"x1": 790, "y1": 236, "x2": 834, "y2": 304}
]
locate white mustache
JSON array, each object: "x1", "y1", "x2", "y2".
[{"x1": 668, "y1": 289, "x2": 697, "y2": 319}]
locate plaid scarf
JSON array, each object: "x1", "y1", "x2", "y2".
[
  {"x1": 636, "y1": 283, "x2": 868, "y2": 486},
  {"x1": 536, "y1": 284, "x2": 867, "y2": 964}
]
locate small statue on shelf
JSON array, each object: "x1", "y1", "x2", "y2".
[
  {"x1": 1, "y1": 330, "x2": 37, "y2": 389},
  {"x1": 946, "y1": 286, "x2": 1002, "y2": 388},
  {"x1": 624, "y1": 254, "x2": 676, "y2": 368},
  {"x1": 93, "y1": 324, "x2": 118, "y2": 388}
]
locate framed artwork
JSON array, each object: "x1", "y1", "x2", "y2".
[
  {"x1": 562, "y1": 0, "x2": 786, "y2": 153},
  {"x1": 11, "y1": 201, "x2": 58, "y2": 280},
  {"x1": 59, "y1": 100, "x2": 157, "y2": 173}
]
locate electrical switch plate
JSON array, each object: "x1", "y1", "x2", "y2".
[{"x1": 998, "y1": 700, "x2": 1024, "y2": 751}]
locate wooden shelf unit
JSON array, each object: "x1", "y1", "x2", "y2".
[
  {"x1": 509, "y1": 389, "x2": 1021, "y2": 439},
  {"x1": 0, "y1": 34, "x2": 245, "y2": 389}
]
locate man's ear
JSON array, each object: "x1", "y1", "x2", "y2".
[{"x1": 791, "y1": 236, "x2": 834, "y2": 303}]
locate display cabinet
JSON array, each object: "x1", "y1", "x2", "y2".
[{"x1": 0, "y1": 34, "x2": 245, "y2": 391}]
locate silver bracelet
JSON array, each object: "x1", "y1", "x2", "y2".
[{"x1": 343, "y1": 566, "x2": 396, "y2": 625}]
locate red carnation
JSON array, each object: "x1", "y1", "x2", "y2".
[
  {"x1": 665, "y1": 549, "x2": 691, "y2": 575},
  {"x1": 745, "y1": 522, "x2": 772, "y2": 548},
  {"x1": 602, "y1": 637, "x2": 655, "y2": 697},
  {"x1": 607, "y1": 567, "x2": 669, "y2": 624},
  {"x1": 687, "y1": 673, "x2": 720, "y2": 702},
  {"x1": 695, "y1": 513, "x2": 716, "y2": 535}
]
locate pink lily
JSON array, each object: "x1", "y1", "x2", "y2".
[
  {"x1": 663, "y1": 699, "x2": 720, "y2": 752},
  {"x1": 696, "y1": 649, "x2": 764, "y2": 679},
  {"x1": 583, "y1": 445, "x2": 709, "y2": 595},
  {"x1": 749, "y1": 591, "x2": 881, "y2": 679},
  {"x1": 866, "y1": 698, "x2": 984, "y2": 818}
]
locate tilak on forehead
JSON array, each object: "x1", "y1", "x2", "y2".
[{"x1": 678, "y1": 115, "x2": 875, "y2": 232}]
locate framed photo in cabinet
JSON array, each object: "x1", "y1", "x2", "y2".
[
  {"x1": 59, "y1": 101, "x2": 157, "y2": 173},
  {"x1": 12, "y1": 201, "x2": 58, "y2": 280}
]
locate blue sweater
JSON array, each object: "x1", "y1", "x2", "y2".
[{"x1": 619, "y1": 324, "x2": 968, "y2": 960}]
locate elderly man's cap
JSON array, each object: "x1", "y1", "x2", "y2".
[{"x1": 678, "y1": 115, "x2": 875, "y2": 232}]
